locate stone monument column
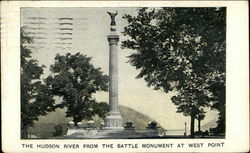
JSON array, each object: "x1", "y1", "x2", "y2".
[{"x1": 104, "y1": 11, "x2": 123, "y2": 130}]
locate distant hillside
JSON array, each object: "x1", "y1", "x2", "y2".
[
  {"x1": 120, "y1": 105, "x2": 160, "y2": 131},
  {"x1": 29, "y1": 105, "x2": 159, "y2": 138}
]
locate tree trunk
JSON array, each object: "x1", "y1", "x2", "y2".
[
  {"x1": 198, "y1": 119, "x2": 201, "y2": 132},
  {"x1": 21, "y1": 127, "x2": 28, "y2": 139},
  {"x1": 73, "y1": 117, "x2": 82, "y2": 126},
  {"x1": 190, "y1": 114, "x2": 195, "y2": 138},
  {"x1": 73, "y1": 118, "x2": 78, "y2": 126}
]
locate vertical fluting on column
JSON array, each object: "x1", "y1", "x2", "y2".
[
  {"x1": 108, "y1": 35, "x2": 119, "y2": 113},
  {"x1": 103, "y1": 34, "x2": 123, "y2": 130}
]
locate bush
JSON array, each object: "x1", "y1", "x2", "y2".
[{"x1": 52, "y1": 124, "x2": 63, "y2": 136}]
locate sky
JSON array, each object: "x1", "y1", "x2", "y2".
[{"x1": 21, "y1": 7, "x2": 218, "y2": 133}]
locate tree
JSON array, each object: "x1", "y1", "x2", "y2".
[
  {"x1": 196, "y1": 110, "x2": 206, "y2": 132},
  {"x1": 122, "y1": 7, "x2": 226, "y2": 137},
  {"x1": 207, "y1": 78, "x2": 225, "y2": 134},
  {"x1": 21, "y1": 28, "x2": 56, "y2": 138},
  {"x1": 171, "y1": 82, "x2": 209, "y2": 137},
  {"x1": 45, "y1": 53, "x2": 109, "y2": 125}
]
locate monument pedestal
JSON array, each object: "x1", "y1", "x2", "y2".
[{"x1": 104, "y1": 112, "x2": 124, "y2": 130}]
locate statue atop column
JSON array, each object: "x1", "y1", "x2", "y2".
[{"x1": 107, "y1": 11, "x2": 118, "y2": 26}]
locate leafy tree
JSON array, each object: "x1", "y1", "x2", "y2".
[
  {"x1": 45, "y1": 53, "x2": 109, "y2": 125},
  {"x1": 122, "y1": 7, "x2": 225, "y2": 137},
  {"x1": 21, "y1": 28, "x2": 56, "y2": 138}
]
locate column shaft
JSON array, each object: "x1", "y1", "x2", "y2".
[
  {"x1": 109, "y1": 42, "x2": 118, "y2": 113},
  {"x1": 104, "y1": 35, "x2": 123, "y2": 130}
]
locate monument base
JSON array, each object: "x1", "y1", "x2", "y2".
[
  {"x1": 65, "y1": 129, "x2": 165, "y2": 139},
  {"x1": 103, "y1": 112, "x2": 124, "y2": 130}
]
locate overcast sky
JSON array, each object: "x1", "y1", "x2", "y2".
[{"x1": 21, "y1": 7, "x2": 218, "y2": 133}]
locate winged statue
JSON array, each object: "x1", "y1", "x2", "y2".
[{"x1": 107, "y1": 11, "x2": 118, "y2": 26}]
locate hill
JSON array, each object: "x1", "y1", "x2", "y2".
[{"x1": 29, "y1": 105, "x2": 158, "y2": 138}]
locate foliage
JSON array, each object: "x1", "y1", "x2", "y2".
[
  {"x1": 92, "y1": 102, "x2": 109, "y2": 118},
  {"x1": 21, "y1": 28, "x2": 56, "y2": 138},
  {"x1": 122, "y1": 7, "x2": 226, "y2": 136},
  {"x1": 207, "y1": 80, "x2": 225, "y2": 133},
  {"x1": 45, "y1": 53, "x2": 109, "y2": 125},
  {"x1": 52, "y1": 124, "x2": 63, "y2": 136}
]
